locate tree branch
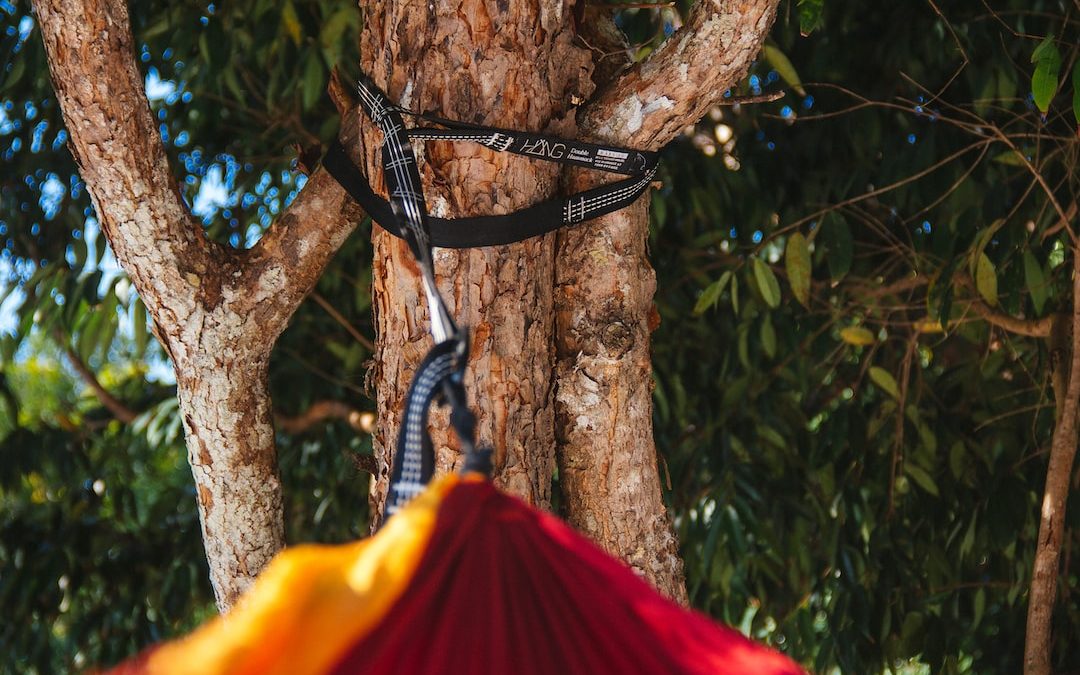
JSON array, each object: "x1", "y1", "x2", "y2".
[
  {"x1": 274, "y1": 400, "x2": 371, "y2": 435},
  {"x1": 310, "y1": 291, "x2": 376, "y2": 352},
  {"x1": 954, "y1": 273, "x2": 1055, "y2": 337},
  {"x1": 33, "y1": 0, "x2": 214, "y2": 317},
  {"x1": 1025, "y1": 247, "x2": 1080, "y2": 675},
  {"x1": 60, "y1": 342, "x2": 138, "y2": 424},
  {"x1": 242, "y1": 75, "x2": 365, "y2": 336},
  {"x1": 579, "y1": 0, "x2": 781, "y2": 148}
]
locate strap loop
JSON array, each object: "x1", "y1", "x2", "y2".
[
  {"x1": 348, "y1": 72, "x2": 657, "y2": 518},
  {"x1": 322, "y1": 77, "x2": 659, "y2": 249}
]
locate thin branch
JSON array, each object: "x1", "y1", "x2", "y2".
[
  {"x1": 954, "y1": 274, "x2": 1055, "y2": 338},
  {"x1": 1040, "y1": 199, "x2": 1078, "y2": 242},
  {"x1": 310, "y1": 291, "x2": 376, "y2": 352},
  {"x1": 920, "y1": 0, "x2": 970, "y2": 105},
  {"x1": 783, "y1": 139, "x2": 993, "y2": 233},
  {"x1": 61, "y1": 342, "x2": 138, "y2": 424},
  {"x1": 241, "y1": 72, "x2": 366, "y2": 336},
  {"x1": 275, "y1": 400, "x2": 372, "y2": 435},
  {"x1": 716, "y1": 90, "x2": 786, "y2": 106}
]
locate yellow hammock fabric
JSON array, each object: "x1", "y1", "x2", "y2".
[{"x1": 112, "y1": 476, "x2": 459, "y2": 675}]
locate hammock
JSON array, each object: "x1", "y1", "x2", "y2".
[
  {"x1": 104, "y1": 74, "x2": 804, "y2": 675},
  {"x1": 108, "y1": 475, "x2": 802, "y2": 675}
]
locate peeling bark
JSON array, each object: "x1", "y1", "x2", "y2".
[
  {"x1": 554, "y1": 0, "x2": 781, "y2": 601},
  {"x1": 35, "y1": 0, "x2": 364, "y2": 611},
  {"x1": 1024, "y1": 247, "x2": 1080, "y2": 675},
  {"x1": 360, "y1": 0, "x2": 594, "y2": 527}
]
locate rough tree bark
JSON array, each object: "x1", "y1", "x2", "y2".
[
  {"x1": 1024, "y1": 246, "x2": 1080, "y2": 675},
  {"x1": 38, "y1": 0, "x2": 781, "y2": 610},
  {"x1": 35, "y1": 0, "x2": 365, "y2": 611},
  {"x1": 360, "y1": 0, "x2": 593, "y2": 526},
  {"x1": 362, "y1": 0, "x2": 780, "y2": 603},
  {"x1": 554, "y1": 0, "x2": 780, "y2": 601}
]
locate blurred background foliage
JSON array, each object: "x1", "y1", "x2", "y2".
[{"x1": 2, "y1": 0, "x2": 1079, "y2": 672}]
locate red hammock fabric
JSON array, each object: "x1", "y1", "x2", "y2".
[
  {"x1": 105, "y1": 476, "x2": 804, "y2": 674},
  {"x1": 330, "y1": 480, "x2": 802, "y2": 675}
]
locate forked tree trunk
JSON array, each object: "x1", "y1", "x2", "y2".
[
  {"x1": 39, "y1": 0, "x2": 780, "y2": 610},
  {"x1": 36, "y1": 0, "x2": 366, "y2": 611},
  {"x1": 361, "y1": 0, "x2": 779, "y2": 604},
  {"x1": 554, "y1": 0, "x2": 781, "y2": 603}
]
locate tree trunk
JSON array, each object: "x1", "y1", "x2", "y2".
[
  {"x1": 1024, "y1": 246, "x2": 1080, "y2": 675},
  {"x1": 361, "y1": 0, "x2": 780, "y2": 601},
  {"x1": 554, "y1": 195, "x2": 689, "y2": 601},
  {"x1": 553, "y1": 0, "x2": 780, "y2": 601},
  {"x1": 35, "y1": 0, "x2": 365, "y2": 611},
  {"x1": 360, "y1": 0, "x2": 594, "y2": 527}
]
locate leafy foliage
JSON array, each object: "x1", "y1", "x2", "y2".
[{"x1": 651, "y1": 1, "x2": 1080, "y2": 672}]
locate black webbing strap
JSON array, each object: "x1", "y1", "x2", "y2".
[
  {"x1": 361, "y1": 74, "x2": 491, "y2": 520},
  {"x1": 322, "y1": 77, "x2": 659, "y2": 249},
  {"x1": 357, "y1": 71, "x2": 654, "y2": 518}
]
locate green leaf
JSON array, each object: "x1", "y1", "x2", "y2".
[
  {"x1": 0, "y1": 56, "x2": 26, "y2": 94},
  {"x1": 905, "y1": 462, "x2": 940, "y2": 497},
  {"x1": 1024, "y1": 250, "x2": 1048, "y2": 315},
  {"x1": 730, "y1": 273, "x2": 740, "y2": 315},
  {"x1": 320, "y1": 6, "x2": 357, "y2": 52},
  {"x1": 797, "y1": 0, "x2": 825, "y2": 36},
  {"x1": 975, "y1": 253, "x2": 998, "y2": 307},
  {"x1": 752, "y1": 259, "x2": 781, "y2": 309},
  {"x1": 761, "y1": 314, "x2": 777, "y2": 359},
  {"x1": 282, "y1": 0, "x2": 304, "y2": 46},
  {"x1": 737, "y1": 325, "x2": 751, "y2": 370},
  {"x1": 301, "y1": 52, "x2": 324, "y2": 111},
  {"x1": 969, "y1": 219, "x2": 1004, "y2": 278},
  {"x1": 991, "y1": 150, "x2": 1026, "y2": 167},
  {"x1": 785, "y1": 232, "x2": 812, "y2": 308},
  {"x1": 762, "y1": 44, "x2": 806, "y2": 97},
  {"x1": 140, "y1": 16, "x2": 173, "y2": 41},
  {"x1": 223, "y1": 68, "x2": 246, "y2": 104},
  {"x1": 1073, "y1": 63, "x2": 1080, "y2": 127},
  {"x1": 1031, "y1": 34, "x2": 1058, "y2": 64},
  {"x1": 822, "y1": 215, "x2": 853, "y2": 281},
  {"x1": 693, "y1": 271, "x2": 732, "y2": 316},
  {"x1": 869, "y1": 366, "x2": 900, "y2": 399},
  {"x1": 77, "y1": 309, "x2": 105, "y2": 365},
  {"x1": 973, "y1": 588, "x2": 986, "y2": 629},
  {"x1": 949, "y1": 441, "x2": 967, "y2": 480},
  {"x1": 840, "y1": 326, "x2": 875, "y2": 346},
  {"x1": 1031, "y1": 36, "x2": 1061, "y2": 114},
  {"x1": 133, "y1": 297, "x2": 150, "y2": 358},
  {"x1": 960, "y1": 514, "x2": 977, "y2": 560}
]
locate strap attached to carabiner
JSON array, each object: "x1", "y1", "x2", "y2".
[
  {"x1": 349, "y1": 73, "x2": 654, "y2": 519},
  {"x1": 357, "y1": 75, "x2": 491, "y2": 520}
]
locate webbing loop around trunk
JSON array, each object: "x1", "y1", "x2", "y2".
[
  {"x1": 345, "y1": 73, "x2": 656, "y2": 519},
  {"x1": 323, "y1": 77, "x2": 659, "y2": 249}
]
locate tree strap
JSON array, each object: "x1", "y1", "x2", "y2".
[
  {"x1": 322, "y1": 79, "x2": 660, "y2": 249},
  {"x1": 340, "y1": 73, "x2": 653, "y2": 519}
]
